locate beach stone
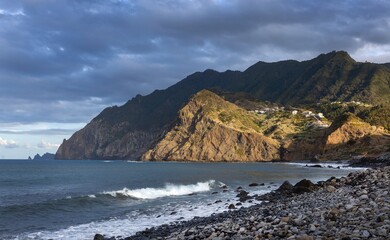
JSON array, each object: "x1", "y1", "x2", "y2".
[
  {"x1": 326, "y1": 185, "x2": 336, "y2": 192},
  {"x1": 249, "y1": 183, "x2": 259, "y2": 187},
  {"x1": 345, "y1": 204, "x2": 354, "y2": 210},
  {"x1": 293, "y1": 179, "x2": 317, "y2": 193},
  {"x1": 281, "y1": 216, "x2": 290, "y2": 223},
  {"x1": 228, "y1": 204, "x2": 236, "y2": 209},
  {"x1": 277, "y1": 181, "x2": 293, "y2": 192},
  {"x1": 296, "y1": 234, "x2": 314, "y2": 240},
  {"x1": 376, "y1": 215, "x2": 385, "y2": 222},
  {"x1": 309, "y1": 224, "x2": 316, "y2": 232},
  {"x1": 361, "y1": 230, "x2": 370, "y2": 238},
  {"x1": 93, "y1": 234, "x2": 105, "y2": 240},
  {"x1": 359, "y1": 194, "x2": 369, "y2": 200}
]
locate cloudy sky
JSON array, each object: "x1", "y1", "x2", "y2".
[{"x1": 1, "y1": 0, "x2": 390, "y2": 159}]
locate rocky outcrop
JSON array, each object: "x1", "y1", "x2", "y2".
[
  {"x1": 321, "y1": 113, "x2": 390, "y2": 159},
  {"x1": 142, "y1": 90, "x2": 279, "y2": 161},
  {"x1": 28, "y1": 152, "x2": 55, "y2": 160},
  {"x1": 283, "y1": 113, "x2": 390, "y2": 161},
  {"x1": 56, "y1": 120, "x2": 162, "y2": 160}
]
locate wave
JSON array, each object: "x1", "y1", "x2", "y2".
[
  {"x1": 284, "y1": 162, "x2": 367, "y2": 170},
  {"x1": 103, "y1": 180, "x2": 218, "y2": 199}
]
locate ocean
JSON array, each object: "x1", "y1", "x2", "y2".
[{"x1": 0, "y1": 160, "x2": 363, "y2": 240}]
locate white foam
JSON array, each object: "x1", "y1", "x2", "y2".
[
  {"x1": 16, "y1": 182, "x2": 271, "y2": 240},
  {"x1": 19, "y1": 190, "x2": 266, "y2": 240},
  {"x1": 103, "y1": 180, "x2": 216, "y2": 199},
  {"x1": 283, "y1": 162, "x2": 366, "y2": 170},
  {"x1": 88, "y1": 195, "x2": 96, "y2": 198}
]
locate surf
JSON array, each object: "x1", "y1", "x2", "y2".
[{"x1": 102, "y1": 180, "x2": 218, "y2": 199}]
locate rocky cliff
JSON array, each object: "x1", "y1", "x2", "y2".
[
  {"x1": 56, "y1": 51, "x2": 390, "y2": 160},
  {"x1": 282, "y1": 113, "x2": 390, "y2": 161},
  {"x1": 142, "y1": 90, "x2": 279, "y2": 161}
]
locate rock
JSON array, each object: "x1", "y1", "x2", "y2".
[
  {"x1": 359, "y1": 194, "x2": 369, "y2": 200},
  {"x1": 296, "y1": 234, "x2": 314, "y2": 240},
  {"x1": 94, "y1": 234, "x2": 105, "y2": 240},
  {"x1": 249, "y1": 183, "x2": 259, "y2": 187},
  {"x1": 236, "y1": 190, "x2": 252, "y2": 202},
  {"x1": 308, "y1": 164, "x2": 322, "y2": 168},
  {"x1": 361, "y1": 230, "x2": 370, "y2": 238},
  {"x1": 326, "y1": 185, "x2": 336, "y2": 192},
  {"x1": 376, "y1": 215, "x2": 385, "y2": 222},
  {"x1": 228, "y1": 204, "x2": 236, "y2": 209},
  {"x1": 281, "y1": 216, "x2": 290, "y2": 223},
  {"x1": 276, "y1": 181, "x2": 293, "y2": 192},
  {"x1": 309, "y1": 224, "x2": 316, "y2": 232},
  {"x1": 293, "y1": 179, "x2": 317, "y2": 193}
]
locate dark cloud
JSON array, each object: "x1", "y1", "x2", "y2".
[{"x1": 0, "y1": 0, "x2": 389, "y2": 124}]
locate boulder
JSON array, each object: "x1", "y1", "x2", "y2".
[
  {"x1": 94, "y1": 234, "x2": 105, "y2": 240},
  {"x1": 276, "y1": 181, "x2": 293, "y2": 192},
  {"x1": 293, "y1": 179, "x2": 317, "y2": 193}
]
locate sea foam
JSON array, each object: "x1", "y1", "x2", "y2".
[{"x1": 103, "y1": 180, "x2": 217, "y2": 199}]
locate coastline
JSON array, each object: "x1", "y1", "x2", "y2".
[{"x1": 96, "y1": 164, "x2": 389, "y2": 240}]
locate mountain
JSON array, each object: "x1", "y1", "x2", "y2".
[
  {"x1": 142, "y1": 90, "x2": 279, "y2": 161},
  {"x1": 56, "y1": 51, "x2": 390, "y2": 160}
]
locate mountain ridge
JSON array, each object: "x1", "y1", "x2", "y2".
[{"x1": 56, "y1": 51, "x2": 390, "y2": 160}]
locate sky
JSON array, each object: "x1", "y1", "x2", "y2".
[{"x1": 1, "y1": 0, "x2": 390, "y2": 159}]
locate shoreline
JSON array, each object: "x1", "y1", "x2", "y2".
[{"x1": 96, "y1": 165, "x2": 389, "y2": 240}]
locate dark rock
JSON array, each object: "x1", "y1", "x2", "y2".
[
  {"x1": 214, "y1": 200, "x2": 222, "y2": 204},
  {"x1": 249, "y1": 183, "x2": 259, "y2": 187},
  {"x1": 211, "y1": 191, "x2": 218, "y2": 194},
  {"x1": 293, "y1": 179, "x2": 317, "y2": 193},
  {"x1": 236, "y1": 190, "x2": 249, "y2": 198},
  {"x1": 236, "y1": 190, "x2": 252, "y2": 202},
  {"x1": 29, "y1": 152, "x2": 55, "y2": 161},
  {"x1": 94, "y1": 234, "x2": 105, "y2": 240},
  {"x1": 221, "y1": 185, "x2": 228, "y2": 189},
  {"x1": 276, "y1": 181, "x2": 293, "y2": 192},
  {"x1": 170, "y1": 211, "x2": 177, "y2": 215},
  {"x1": 308, "y1": 164, "x2": 322, "y2": 168},
  {"x1": 228, "y1": 204, "x2": 236, "y2": 209}
]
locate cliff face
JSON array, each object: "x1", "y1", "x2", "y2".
[
  {"x1": 56, "y1": 51, "x2": 390, "y2": 160},
  {"x1": 320, "y1": 114, "x2": 390, "y2": 159},
  {"x1": 282, "y1": 113, "x2": 390, "y2": 161},
  {"x1": 142, "y1": 90, "x2": 279, "y2": 161},
  {"x1": 56, "y1": 120, "x2": 162, "y2": 160}
]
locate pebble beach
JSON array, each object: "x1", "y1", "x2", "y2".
[{"x1": 96, "y1": 165, "x2": 390, "y2": 240}]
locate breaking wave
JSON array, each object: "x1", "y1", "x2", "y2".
[{"x1": 103, "y1": 180, "x2": 218, "y2": 199}]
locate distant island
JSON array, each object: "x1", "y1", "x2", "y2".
[
  {"x1": 28, "y1": 153, "x2": 55, "y2": 161},
  {"x1": 55, "y1": 51, "x2": 390, "y2": 161}
]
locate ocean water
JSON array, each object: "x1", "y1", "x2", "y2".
[{"x1": 0, "y1": 160, "x2": 363, "y2": 240}]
